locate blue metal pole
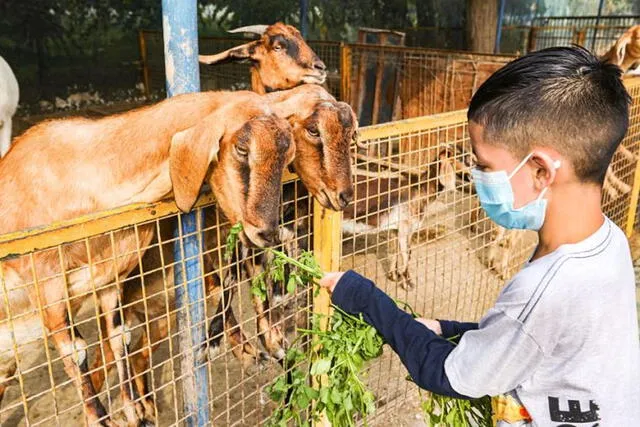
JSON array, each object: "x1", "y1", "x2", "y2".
[
  {"x1": 300, "y1": 0, "x2": 309, "y2": 38},
  {"x1": 495, "y1": 0, "x2": 507, "y2": 54},
  {"x1": 161, "y1": 1, "x2": 209, "y2": 426},
  {"x1": 592, "y1": 0, "x2": 606, "y2": 51}
]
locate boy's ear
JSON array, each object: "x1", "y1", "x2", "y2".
[{"x1": 531, "y1": 151, "x2": 560, "y2": 189}]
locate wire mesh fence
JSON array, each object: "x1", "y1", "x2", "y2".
[
  {"x1": 529, "y1": 15, "x2": 640, "y2": 55},
  {"x1": 345, "y1": 45, "x2": 513, "y2": 126},
  {"x1": 0, "y1": 69, "x2": 638, "y2": 426}
]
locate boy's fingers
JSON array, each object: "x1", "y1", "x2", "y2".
[
  {"x1": 415, "y1": 318, "x2": 442, "y2": 335},
  {"x1": 319, "y1": 272, "x2": 344, "y2": 293}
]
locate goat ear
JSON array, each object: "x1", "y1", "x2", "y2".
[
  {"x1": 169, "y1": 123, "x2": 224, "y2": 212},
  {"x1": 611, "y1": 32, "x2": 632, "y2": 66},
  {"x1": 438, "y1": 152, "x2": 456, "y2": 191},
  {"x1": 199, "y1": 41, "x2": 260, "y2": 65}
]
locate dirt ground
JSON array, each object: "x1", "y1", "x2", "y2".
[{"x1": 1, "y1": 214, "x2": 637, "y2": 426}]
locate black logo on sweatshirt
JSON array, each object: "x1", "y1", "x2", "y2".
[{"x1": 548, "y1": 396, "x2": 600, "y2": 426}]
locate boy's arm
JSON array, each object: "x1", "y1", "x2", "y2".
[
  {"x1": 331, "y1": 270, "x2": 472, "y2": 399},
  {"x1": 331, "y1": 271, "x2": 545, "y2": 399}
]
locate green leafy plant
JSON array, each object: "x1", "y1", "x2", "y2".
[
  {"x1": 226, "y1": 223, "x2": 493, "y2": 426},
  {"x1": 249, "y1": 247, "x2": 323, "y2": 302},
  {"x1": 224, "y1": 222, "x2": 244, "y2": 260},
  {"x1": 266, "y1": 306, "x2": 383, "y2": 427},
  {"x1": 419, "y1": 390, "x2": 492, "y2": 427}
]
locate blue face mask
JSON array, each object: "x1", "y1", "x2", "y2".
[{"x1": 471, "y1": 153, "x2": 561, "y2": 231}]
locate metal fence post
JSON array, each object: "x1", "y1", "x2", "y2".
[
  {"x1": 138, "y1": 30, "x2": 151, "y2": 99},
  {"x1": 625, "y1": 158, "x2": 640, "y2": 238},
  {"x1": 161, "y1": 1, "x2": 210, "y2": 426},
  {"x1": 311, "y1": 202, "x2": 341, "y2": 426},
  {"x1": 339, "y1": 43, "x2": 352, "y2": 103},
  {"x1": 527, "y1": 26, "x2": 538, "y2": 53}
]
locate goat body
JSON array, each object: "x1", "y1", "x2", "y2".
[
  {"x1": 0, "y1": 56, "x2": 19, "y2": 157},
  {"x1": 0, "y1": 90, "x2": 287, "y2": 426}
]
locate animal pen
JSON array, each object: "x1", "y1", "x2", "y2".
[{"x1": 2, "y1": 18, "x2": 640, "y2": 427}]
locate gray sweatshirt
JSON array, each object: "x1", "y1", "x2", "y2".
[{"x1": 445, "y1": 217, "x2": 640, "y2": 426}]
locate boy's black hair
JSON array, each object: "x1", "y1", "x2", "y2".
[{"x1": 468, "y1": 46, "x2": 631, "y2": 184}]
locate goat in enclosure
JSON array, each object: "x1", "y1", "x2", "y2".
[
  {"x1": 0, "y1": 92, "x2": 295, "y2": 425},
  {"x1": 343, "y1": 144, "x2": 475, "y2": 289},
  {"x1": 89, "y1": 25, "x2": 336, "y2": 408},
  {"x1": 598, "y1": 26, "x2": 640, "y2": 202},
  {"x1": 602, "y1": 25, "x2": 640, "y2": 75},
  {"x1": 200, "y1": 28, "x2": 352, "y2": 359},
  {"x1": 199, "y1": 23, "x2": 327, "y2": 94},
  {"x1": 87, "y1": 84, "x2": 358, "y2": 412},
  {"x1": 0, "y1": 56, "x2": 19, "y2": 157}
]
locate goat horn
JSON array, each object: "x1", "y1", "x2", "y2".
[
  {"x1": 228, "y1": 25, "x2": 269, "y2": 35},
  {"x1": 199, "y1": 51, "x2": 229, "y2": 64}
]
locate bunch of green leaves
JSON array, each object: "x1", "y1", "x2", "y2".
[
  {"x1": 225, "y1": 223, "x2": 322, "y2": 301},
  {"x1": 224, "y1": 222, "x2": 244, "y2": 261},
  {"x1": 265, "y1": 348, "x2": 318, "y2": 427},
  {"x1": 308, "y1": 306, "x2": 383, "y2": 426},
  {"x1": 419, "y1": 391, "x2": 492, "y2": 427},
  {"x1": 266, "y1": 305, "x2": 384, "y2": 427},
  {"x1": 250, "y1": 248, "x2": 323, "y2": 302},
  {"x1": 396, "y1": 300, "x2": 493, "y2": 427}
]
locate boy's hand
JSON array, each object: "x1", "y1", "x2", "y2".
[
  {"x1": 415, "y1": 318, "x2": 442, "y2": 335},
  {"x1": 319, "y1": 272, "x2": 345, "y2": 293}
]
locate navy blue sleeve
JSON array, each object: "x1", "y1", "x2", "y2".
[
  {"x1": 331, "y1": 270, "x2": 472, "y2": 399},
  {"x1": 438, "y1": 320, "x2": 479, "y2": 343}
]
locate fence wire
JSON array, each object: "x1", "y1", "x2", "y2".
[
  {"x1": 345, "y1": 45, "x2": 512, "y2": 126},
  {"x1": 530, "y1": 15, "x2": 640, "y2": 55}
]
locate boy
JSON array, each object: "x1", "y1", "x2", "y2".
[{"x1": 320, "y1": 46, "x2": 640, "y2": 426}]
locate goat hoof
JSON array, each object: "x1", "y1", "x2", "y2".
[
  {"x1": 208, "y1": 343, "x2": 222, "y2": 361},
  {"x1": 387, "y1": 270, "x2": 400, "y2": 282},
  {"x1": 400, "y1": 280, "x2": 414, "y2": 290}
]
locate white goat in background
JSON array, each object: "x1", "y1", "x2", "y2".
[{"x1": 0, "y1": 56, "x2": 19, "y2": 157}]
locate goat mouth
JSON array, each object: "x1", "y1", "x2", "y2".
[
  {"x1": 303, "y1": 72, "x2": 326, "y2": 84},
  {"x1": 317, "y1": 189, "x2": 339, "y2": 211}
]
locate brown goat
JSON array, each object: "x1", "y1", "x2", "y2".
[
  {"x1": 200, "y1": 24, "x2": 346, "y2": 363},
  {"x1": 601, "y1": 25, "x2": 640, "y2": 74},
  {"x1": 199, "y1": 23, "x2": 327, "y2": 94},
  {"x1": 86, "y1": 84, "x2": 358, "y2": 411},
  {"x1": 0, "y1": 91, "x2": 295, "y2": 426},
  {"x1": 343, "y1": 144, "x2": 474, "y2": 288}
]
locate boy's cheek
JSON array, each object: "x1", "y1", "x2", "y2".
[{"x1": 511, "y1": 173, "x2": 538, "y2": 208}]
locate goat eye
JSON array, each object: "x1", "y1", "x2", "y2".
[
  {"x1": 274, "y1": 44, "x2": 283, "y2": 52},
  {"x1": 307, "y1": 128, "x2": 320, "y2": 138},
  {"x1": 236, "y1": 145, "x2": 249, "y2": 157}
]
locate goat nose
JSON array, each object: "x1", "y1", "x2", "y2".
[
  {"x1": 256, "y1": 229, "x2": 279, "y2": 246},
  {"x1": 338, "y1": 188, "x2": 354, "y2": 209},
  {"x1": 313, "y1": 59, "x2": 327, "y2": 71}
]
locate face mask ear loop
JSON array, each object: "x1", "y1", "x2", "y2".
[
  {"x1": 536, "y1": 186, "x2": 549, "y2": 201},
  {"x1": 508, "y1": 152, "x2": 534, "y2": 180},
  {"x1": 535, "y1": 158, "x2": 561, "y2": 201}
]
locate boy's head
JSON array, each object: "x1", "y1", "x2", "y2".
[{"x1": 468, "y1": 46, "x2": 630, "y2": 211}]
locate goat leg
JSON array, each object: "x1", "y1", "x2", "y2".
[
  {"x1": 89, "y1": 316, "x2": 113, "y2": 393},
  {"x1": 396, "y1": 223, "x2": 414, "y2": 289},
  {"x1": 205, "y1": 272, "x2": 269, "y2": 370},
  {"x1": 243, "y1": 259, "x2": 286, "y2": 361},
  {"x1": 607, "y1": 166, "x2": 632, "y2": 195},
  {"x1": 0, "y1": 359, "x2": 17, "y2": 409},
  {"x1": 99, "y1": 288, "x2": 152, "y2": 427},
  {"x1": 43, "y1": 298, "x2": 111, "y2": 426}
]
